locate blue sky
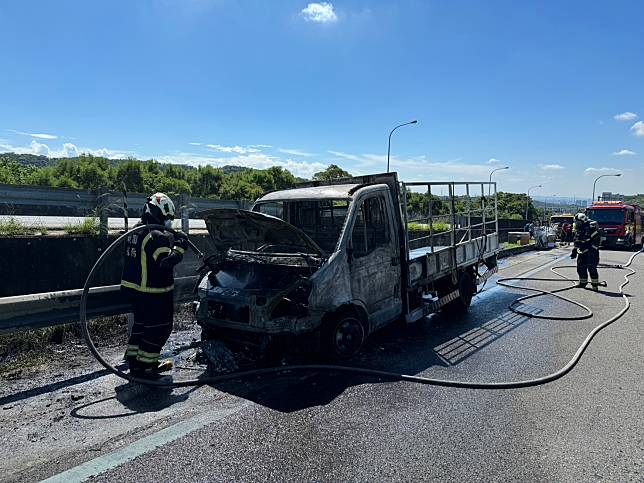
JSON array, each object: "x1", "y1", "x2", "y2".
[{"x1": 1, "y1": 0, "x2": 643, "y2": 198}]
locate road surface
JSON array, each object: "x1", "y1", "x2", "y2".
[{"x1": 1, "y1": 248, "x2": 642, "y2": 482}]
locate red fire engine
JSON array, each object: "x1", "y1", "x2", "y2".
[{"x1": 586, "y1": 201, "x2": 642, "y2": 249}]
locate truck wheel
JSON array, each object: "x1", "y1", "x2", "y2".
[
  {"x1": 323, "y1": 315, "x2": 365, "y2": 360},
  {"x1": 444, "y1": 271, "x2": 475, "y2": 313},
  {"x1": 200, "y1": 323, "x2": 220, "y2": 342}
]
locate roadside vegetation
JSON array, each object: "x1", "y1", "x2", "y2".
[
  {"x1": 2, "y1": 153, "x2": 540, "y2": 220},
  {"x1": 0, "y1": 316, "x2": 127, "y2": 377},
  {"x1": 408, "y1": 222, "x2": 450, "y2": 233},
  {"x1": 63, "y1": 217, "x2": 100, "y2": 235},
  {"x1": 0, "y1": 216, "x2": 48, "y2": 236},
  {"x1": 0, "y1": 304, "x2": 196, "y2": 378}
]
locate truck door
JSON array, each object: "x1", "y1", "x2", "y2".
[{"x1": 349, "y1": 193, "x2": 402, "y2": 328}]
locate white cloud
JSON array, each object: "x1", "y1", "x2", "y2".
[
  {"x1": 278, "y1": 147, "x2": 313, "y2": 157},
  {"x1": 328, "y1": 150, "x2": 361, "y2": 161},
  {"x1": 487, "y1": 158, "x2": 501, "y2": 165},
  {"x1": 0, "y1": 140, "x2": 128, "y2": 159},
  {"x1": 157, "y1": 152, "x2": 326, "y2": 179},
  {"x1": 584, "y1": 167, "x2": 621, "y2": 175},
  {"x1": 613, "y1": 112, "x2": 638, "y2": 122},
  {"x1": 8, "y1": 129, "x2": 58, "y2": 140},
  {"x1": 301, "y1": 2, "x2": 337, "y2": 23},
  {"x1": 249, "y1": 144, "x2": 273, "y2": 148},
  {"x1": 630, "y1": 121, "x2": 644, "y2": 137},
  {"x1": 540, "y1": 164, "x2": 565, "y2": 171},
  {"x1": 188, "y1": 142, "x2": 202, "y2": 146},
  {"x1": 612, "y1": 149, "x2": 636, "y2": 156},
  {"x1": 205, "y1": 144, "x2": 261, "y2": 154}
]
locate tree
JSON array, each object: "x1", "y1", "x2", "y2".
[
  {"x1": 189, "y1": 166, "x2": 224, "y2": 198},
  {"x1": 313, "y1": 164, "x2": 351, "y2": 181},
  {"x1": 115, "y1": 159, "x2": 145, "y2": 193}
]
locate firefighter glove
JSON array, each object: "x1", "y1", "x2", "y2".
[
  {"x1": 174, "y1": 231, "x2": 189, "y2": 251},
  {"x1": 570, "y1": 248, "x2": 577, "y2": 260}
]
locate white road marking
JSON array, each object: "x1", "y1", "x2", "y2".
[{"x1": 41, "y1": 401, "x2": 251, "y2": 483}]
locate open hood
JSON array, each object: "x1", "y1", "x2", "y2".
[{"x1": 200, "y1": 209, "x2": 325, "y2": 256}]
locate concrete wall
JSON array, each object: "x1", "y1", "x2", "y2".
[{"x1": 0, "y1": 233, "x2": 214, "y2": 297}]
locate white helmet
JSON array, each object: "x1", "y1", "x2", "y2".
[
  {"x1": 574, "y1": 212, "x2": 588, "y2": 224},
  {"x1": 144, "y1": 192, "x2": 176, "y2": 225}
]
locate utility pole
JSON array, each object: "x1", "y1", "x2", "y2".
[
  {"x1": 387, "y1": 120, "x2": 417, "y2": 173},
  {"x1": 592, "y1": 173, "x2": 622, "y2": 202},
  {"x1": 525, "y1": 184, "x2": 542, "y2": 222}
]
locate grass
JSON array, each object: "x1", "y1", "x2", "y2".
[
  {"x1": 408, "y1": 222, "x2": 451, "y2": 233},
  {"x1": 0, "y1": 216, "x2": 48, "y2": 236},
  {"x1": 63, "y1": 217, "x2": 100, "y2": 235},
  {"x1": 0, "y1": 303, "x2": 195, "y2": 377},
  {"x1": 502, "y1": 240, "x2": 535, "y2": 249},
  {"x1": 0, "y1": 315, "x2": 128, "y2": 377}
]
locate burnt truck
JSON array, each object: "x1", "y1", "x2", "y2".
[{"x1": 194, "y1": 173, "x2": 500, "y2": 358}]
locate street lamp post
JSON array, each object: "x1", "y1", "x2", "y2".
[
  {"x1": 592, "y1": 173, "x2": 622, "y2": 202},
  {"x1": 525, "y1": 184, "x2": 542, "y2": 222},
  {"x1": 488, "y1": 166, "x2": 509, "y2": 196},
  {"x1": 387, "y1": 120, "x2": 417, "y2": 173}
]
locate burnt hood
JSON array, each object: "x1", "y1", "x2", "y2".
[{"x1": 200, "y1": 209, "x2": 325, "y2": 256}]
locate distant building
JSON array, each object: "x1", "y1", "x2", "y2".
[{"x1": 600, "y1": 191, "x2": 625, "y2": 201}]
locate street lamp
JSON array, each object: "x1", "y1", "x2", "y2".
[
  {"x1": 592, "y1": 173, "x2": 622, "y2": 202},
  {"x1": 525, "y1": 184, "x2": 542, "y2": 222},
  {"x1": 488, "y1": 166, "x2": 509, "y2": 196},
  {"x1": 387, "y1": 120, "x2": 417, "y2": 172}
]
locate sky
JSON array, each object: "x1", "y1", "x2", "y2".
[{"x1": 1, "y1": 0, "x2": 643, "y2": 198}]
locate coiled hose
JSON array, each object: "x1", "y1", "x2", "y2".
[{"x1": 80, "y1": 224, "x2": 641, "y2": 389}]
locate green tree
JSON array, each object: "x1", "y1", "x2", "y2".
[
  {"x1": 115, "y1": 159, "x2": 145, "y2": 192},
  {"x1": 312, "y1": 164, "x2": 351, "y2": 181}
]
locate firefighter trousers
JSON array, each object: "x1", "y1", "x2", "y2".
[
  {"x1": 123, "y1": 288, "x2": 174, "y2": 367},
  {"x1": 576, "y1": 249, "x2": 599, "y2": 286}
]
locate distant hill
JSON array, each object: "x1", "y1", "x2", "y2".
[
  {"x1": 0, "y1": 152, "x2": 258, "y2": 177},
  {"x1": 0, "y1": 152, "x2": 53, "y2": 167}
]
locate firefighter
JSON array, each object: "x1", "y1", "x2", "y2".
[
  {"x1": 121, "y1": 193, "x2": 189, "y2": 379},
  {"x1": 570, "y1": 212, "x2": 601, "y2": 291}
]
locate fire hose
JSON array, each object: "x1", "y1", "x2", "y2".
[{"x1": 80, "y1": 224, "x2": 641, "y2": 389}]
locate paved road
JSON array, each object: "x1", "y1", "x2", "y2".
[{"x1": 1, "y1": 248, "x2": 642, "y2": 482}]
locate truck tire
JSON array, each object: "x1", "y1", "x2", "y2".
[
  {"x1": 200, "y1": 323, "x2": 220, "y2": 342},
  {"x1": 443, "y1": 271, "x2": 476, "y2": 313},
  {"x1": 322, "y1": 315, "x2": 365, "y2": 360}
]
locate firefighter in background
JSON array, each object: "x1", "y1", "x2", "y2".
[
  {"x1": 121, "y1": 193, "x2": 189, "y2": 379},
  {"x1": 571, "y1": 212, "x2": 601, "y2": 291}
]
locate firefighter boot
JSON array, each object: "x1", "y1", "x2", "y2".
[
  {"x1": 130, "y1": 360, "x2": 173, "y2": 380},
  {"x1": 591, "y1": 279, "x2": 600, "y2": 292},
  {"x1": 577, "y1": 278, "x2": 588, "y2": 288}
]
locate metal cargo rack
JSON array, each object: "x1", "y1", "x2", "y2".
[{"x1": 400, "y1": 181, "x2": 500, "y2": 289}]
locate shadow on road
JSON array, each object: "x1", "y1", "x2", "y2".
[
  {"x1": 209, "y1": 291, "x2": 536, "y2": 413},
  {"x1": 69, "y1": 385, "x2": 197, "y2": 420}
]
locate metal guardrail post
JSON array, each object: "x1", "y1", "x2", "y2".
[
  {"x1": 428, "y1": 185, "x2": 434, "y2": 253},
  {"x1": 179, "y1": 193, "x2": 190, "y2": 234},
  {"x1": 97, "y1": 187, "x2": 109, "y2": 238}
]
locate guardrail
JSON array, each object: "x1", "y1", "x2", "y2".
[
  {"x1": 0, "y1": 183, "x2": 251, "y2": 234},
  {"x1": 0, "y1": 276, "x2": 199, "y2": 333}
]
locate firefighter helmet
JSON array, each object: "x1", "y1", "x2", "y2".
[
  {"x1": 144, "y1": 192, "x2": 176, "y2": 224},
  {"x1": 574, "y1": 212, "x2": 588, "y2": 224}
]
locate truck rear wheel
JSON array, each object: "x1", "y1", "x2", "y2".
[
  {"x1": 443, "y1": 271, "x2": 476, "y2": 313},
  {"x1": 322, "y1": 315, "x2": 365, "y2": 360}
]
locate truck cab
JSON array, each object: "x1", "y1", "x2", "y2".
[
  {"x1": 195, "y1": 173, "x2": 500, "y2": 358},
  {"x1": 586, "y1": 201, "x2": 642, "y2": 249}
]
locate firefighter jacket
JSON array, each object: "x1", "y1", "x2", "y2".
[
  {"x1": 121, "y1": 226, "x2": 186, "y2": 293},
  {"x1": 573, "y1": 221, "x2": 600, "y2": 254}
]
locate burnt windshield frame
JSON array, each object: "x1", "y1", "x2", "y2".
[{"x1": 255, "y1": 199, "x2": 350, "y2": 253}]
